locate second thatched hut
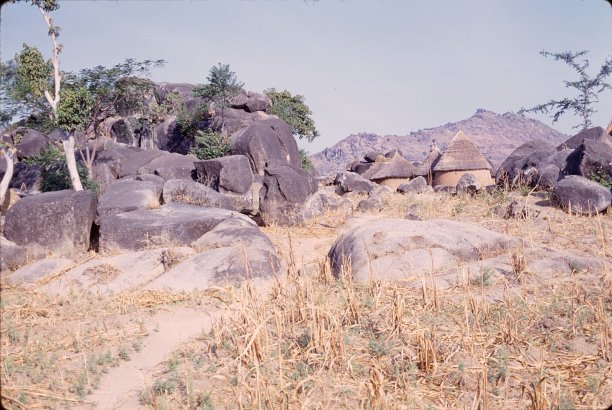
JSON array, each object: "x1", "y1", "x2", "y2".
[{"x1": 432, "y1": 131, "x2": 493, "y2": 186}]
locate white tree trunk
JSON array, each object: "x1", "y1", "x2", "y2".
[
  {"x1": 62, "y1": 135, "x2": 83, "y2": 191},
  {"x1": 0, "y1": 148, "x2": 16, "y2": 207}
]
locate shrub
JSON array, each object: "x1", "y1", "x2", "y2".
[
  {"x1": 299, "y1": 148, "x2": 313, "y2": 172},
  {"x1": 22, "y1": 144, "x2": 99, "y2": 193},
  {"x1": 189, "y1": 130, "x2": 230, "y2": 160}
]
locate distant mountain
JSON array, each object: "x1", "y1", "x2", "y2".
[{"x1": 311, "y1": 109, "x2": 568, "y2": 175}]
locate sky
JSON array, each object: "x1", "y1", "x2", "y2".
[{"x1": 1, "y1": 0, "x2": 611, "y2": 153}]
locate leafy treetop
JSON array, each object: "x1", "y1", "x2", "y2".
[
  {"x1": 519, "y1": 50, "x2": 611, "y2": 130},
  {"x1": 193, "y1": 63, "x2": 243, "y2": 122},
  {"x1": 265, "y1": 88, "x2": 319, "y2": 142}
]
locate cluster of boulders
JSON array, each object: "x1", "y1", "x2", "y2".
[
  {"x1": 0, "y1": 89, "x2": 354, "y2": 274},
  {"x1": 496, "y1": 127, "x2": 612, "y2": 214}
]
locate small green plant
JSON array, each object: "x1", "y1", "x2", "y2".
[
  {"x1": 487, "y1": 348, "x2": 509, "y2": 383},
  {"x1": 299, "y1": 148, "x2": 313, "y2": 172},
  {"x1": 588, "y1": 164, "x2": 611, "y2": 188},
  {"x1": 117, "y1": 346, "x2": 130, "y2": 361},
  {"x1": 368, "y1": 338, "x2": 390, "y2": 357},
  {"x1": 471, "y1": 266, "x2": 495, "y2": 287},
  {"x1": 189, "y1": 129, "x2": 230, "y2": 160},
  {"x1": 195, "y1": 391, "x2": 215, "y2": 410}
]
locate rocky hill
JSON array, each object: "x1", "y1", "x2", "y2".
[{"x1": 311, "y1": 109, "x2": 568, "y2": 175}]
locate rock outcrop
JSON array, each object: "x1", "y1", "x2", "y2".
[{"x1": 4, "y1": 190, "x2": 97, "y2": 257}]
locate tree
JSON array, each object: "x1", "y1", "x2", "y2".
[
  {"x1": 264, "y1": 88, "x2": 319, "y2": 142},
  {"x1": 9, "y1": 0, "x2": 84, "y2": 190},
  {"x1": 67, "y1": 59, "x2": 164, "y2": 177},
  {"x1": 0, "y1": 142, "x2": 17, "y2": 206},
  {"x1": 519, "y1": 50, "x2": 611, "y2": 130},
  {"x1": 193, "y1": 63, "x2": 243, "y2": 129}
]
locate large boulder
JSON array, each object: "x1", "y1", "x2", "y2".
[
  {"x1": 328, "y1": 218, "x2": 517, "y2": 281},
  {"x1": 301, "y1": 190, "x2": 353, "y2": 220},
  {"x1": 98, "y1": 203, "x2": 253, "y2": 252},
  {"x1": 162, "y1": 178, "x2": 235, "y2": 210},
  {"x1": 116, "y1": 149, "x2": 165, "y2": 177},
  {"x1": 97, "y1": 179, "x2": 161, "y2": 221},
  {"x1": 456, "y1": 173, "x2": 481, "y2": 194},
  {"x1": 552, "y1": 175, "x2": 611, "y2": 215},
  {"x1": 0, "y1": 237, "x2": 26, "y2": 272},
  {"x1": 194, "y1": 155, "x2": 253, "y2": 195},
  {"x1": 334, "y1": 171, "x2": 377, "y2": 194},
  {"x1": 259, "y1": 163, "x2": 318, "y2": 226},
  {"x1": 137, "y1": 152, "x2": 199, "y2": 181},
  {"x1": 495, "y1": 140, "x2": 558, "y2": 187},
  {"x1": 557, "y1": 127, "x2": 607, "y2": 150},
  {"x1": 563, "y1": 133, "x2": 612, "y2": 184},
  {"x1": 145, "y1": 219, "x2": 279, "y2": 290},
  {"x1": 8, "y1": 163, "x2": 44, "y2": 191},
  {"x1": 230, "y1": 92, "x2": 271, "y2": 113},
  {"x1": 4, "y1": 190, "x2": 97, "y2": 257},
  {"x1": 230, "y1": 118, "x2": 300, "y2": 175},
  {"x1": 397, "y1": 176, "x2": 430, "y2": 194},
  {"x1": 14, "y1": 128, "x2": 50, "y2": 159}
]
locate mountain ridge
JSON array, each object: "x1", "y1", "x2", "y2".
[{"x1": 311, "y1": 109, "x2": 568, "y2": 175}]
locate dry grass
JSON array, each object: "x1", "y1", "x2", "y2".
[
  {"x1": 136, "y1": 260, "x2": 611, "y2": 409},
  {"x1": 1, "y1": 189, "x2": 611, "y2": 409},
  {"x1": 0, "y1": 283, "x2": 220, "y2": 409}
]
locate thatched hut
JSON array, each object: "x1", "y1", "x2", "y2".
[
  {"x1": 363, "y1": 152, "x2": 418, "y2": 190},
  {"x1": 433, "y1": 131, "x2": 493, "y2": 186},
  {"x1": 413, "y1": 140, "x2": 442, "y2": 185}
]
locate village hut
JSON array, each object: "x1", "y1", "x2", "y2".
[
  {"x1": 413, "y1": 140, "x2": 442, "y2": 185},
  {"x1": 363, "y1": 152, "x2": 418, "y2": 190},
  {"x1": 432, "y1": 131, "x2": 493, "y2": 186}
]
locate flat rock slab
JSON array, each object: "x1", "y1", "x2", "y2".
[
  {"x1": 145, "y1": 247, "x2": 279, "y2": 291},
  {"x1": 5, "y1": 258, "x2": 75, "y2": 285},
  {"x1": 328, "y1": 218, "x2": 518, "y2": 281},
  {"x1": 99, "y1": 203, "x2": 254, "y2": 252},
  {"x1": 40, "y1": 248, "x2": 195, "y2": 294},
  {"x1": 146, "y1": 220, "x2": 280, "y2": 291}
]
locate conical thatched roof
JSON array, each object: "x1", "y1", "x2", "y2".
[
  {"x1": 433, "y1": 131, "x2": 491, "y2": 172},
  {"x1": 363, "y1": 152, "x2": 417, "y2": 180},
  {"x1": 414, "y1": 146, "x2": 442, "y2": 176}
]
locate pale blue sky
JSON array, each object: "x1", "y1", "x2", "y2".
[{"x1": 1, "y1": 1, "x2": 611, "y2": 152}]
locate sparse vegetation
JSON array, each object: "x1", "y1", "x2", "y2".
[
  {"x1": 189, "y1": 129, "x2": 230, "y2": 160},
  {"x1": 1, "y1": 190, "x2": 610, "y2": 409}
]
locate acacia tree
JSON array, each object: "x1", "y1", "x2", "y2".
[
  {"x1": 519, "y1": 50, "x2": 611, "y2": 130},
  {"x1": 193, "y1": 63, "x2": 243, "y2": 130},
  {"x1": 9, "y1": 0, "x2": 83, "y2": 190}
]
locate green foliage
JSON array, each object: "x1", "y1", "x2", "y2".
[
  {"x1": 189, "y1": 130, "x2": 230, "y2": 160},
  {"x1": 14, "y1": 44, "x2": 51, "y2": 98},
  {"x1": 588, "y1": 164, "x2": 612, "y2": 188},
  {"x1": 519, "y1": 50, "x2": 611, "y2": 130},
  {"x1": 193, "y1": 63, "x2": 242, "y2": 124},
  {"x1": 265, "y1": 88, "x2": 319, "y2": 141},
  {"x1": 299, "y1": 148, "x2": 313, "y2": 172},
  {"x1": 176, "y1": 103, "x2": 210, "y2": 139},
  {"x1": 22, "y1": 144, "x2": 98, "y2": 193},
  {"x1": 57, "y1": 86, "x2": 93, "y2": 133},
  {"x1": 193, "y1": 63, "x2": 243, "y2": 102}
]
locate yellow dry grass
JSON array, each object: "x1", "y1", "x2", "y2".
[{"x1": 1, "y1": 188, "x2": 611, "y2": 409}]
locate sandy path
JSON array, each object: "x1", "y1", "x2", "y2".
[{"x1": 84, "y1": 307, "x2": 220, "y2": 410}]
